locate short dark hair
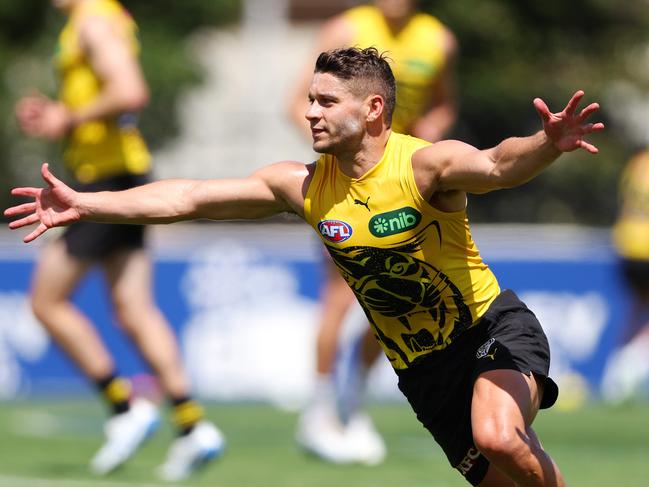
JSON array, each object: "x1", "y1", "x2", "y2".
[{"x1": 314, "y1": 47, "x2": 396, "y2": 125}]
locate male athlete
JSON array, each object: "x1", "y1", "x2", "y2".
[{"x1": 7, "y1": 47, "x2": 603, "y2": 486}]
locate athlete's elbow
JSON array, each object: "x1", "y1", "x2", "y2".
[
  {"x1": 486, "y1": 164, "x2": 523, "y2": 190},
  {"x1": 120, "y1": 83, "x2": 150, "y2": 112},
  {"x1": 123, "y1": 92, "x2": 148, "y2": 112}
]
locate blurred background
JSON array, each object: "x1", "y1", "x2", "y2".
[{"x1": 1, "y1": 1, "x2": 648, "y2": 485}]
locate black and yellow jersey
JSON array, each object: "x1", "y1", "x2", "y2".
[
  {"x1": 304, "y1": 132, "x2": 500, "y2": 370},
  {"x1": 55, "y1": 0, "x2": 151, "y2": 183}
]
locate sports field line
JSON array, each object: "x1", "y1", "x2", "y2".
[{"x1": 0, "y1": 474, "x2": 164, "y2": 487}]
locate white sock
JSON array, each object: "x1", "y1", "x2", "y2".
[{"x1": 309, "y1": 374, "x2": 337, "y2": 413}]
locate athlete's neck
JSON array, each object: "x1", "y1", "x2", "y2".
[
  {"x1": 336, "y1": 130, "x2": 391, "y2": 179},
  {"x1": 380, "y1": 8, "x2": 415, "y2": 35}
]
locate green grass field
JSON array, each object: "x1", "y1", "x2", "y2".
[{"x1": 0, "y1": 400, "x2": 647, "y2": 486}]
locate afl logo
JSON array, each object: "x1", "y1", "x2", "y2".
[{"x1": 318, "y1": 220, "x2": 353, "y2": 243}]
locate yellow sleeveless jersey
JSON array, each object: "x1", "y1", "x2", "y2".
[
  {"x1": 55, "y1": 0, "x2": 151, "y2": 183},
  {"x1": 614, "y1": 150, "x2": 649, "y2": 260},
  {"x1": 344, "y1": 5, "x2": 449, "y2": 133},
  {"x1": 304, "y1": 132, "x2": 500, "y2": 370}
]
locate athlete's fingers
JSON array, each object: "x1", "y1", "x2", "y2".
[
  {"x1": 533, "y1": 98, "x2": 551, "y2": 123},
  {"x1": 8, "y1": 213, "x2": 40, "y2": 229},
  {"x1": 23, "y1": 223, "x2": 47, "y2": 243},
  {"x1": 578, "y1": 102, "x2": 600, "y2": 122},
  {"x1": 589, "y1": 122, "x2": 605, "y2": 133},
  {"x1": 581, "y1": 122, "x2": 606, "y2": 134},
  {"x1": 41, "y1": 162, "x2": 60, "y2": 187},
  {"x1": 564, "y1": 90, "x2": 585, "y2": 116},
  {"x1": 11, "y1": 187, "x2": 39, "y2": 198},
  {"x1": 578, "y1": 139, "x2": 599, "y2": 154},
  {"x1": 4, "y1": 202, "x2": 37, "y2": 217}
]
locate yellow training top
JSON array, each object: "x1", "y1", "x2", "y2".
[
  {"x1": 613, "y1": 150, "x2": 649, "y2": 260},
  {"x1": 344, "y1": 5, "x2": 449, "y2": 133},
  {"x1": 304, "y1": 132, "x2": 500, "y2": 370},
  {"x1": 55, "y1": 0, "x2": 151, "y2": 183}
]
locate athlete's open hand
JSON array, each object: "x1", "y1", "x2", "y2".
[
  {"x1": 534, "y1": 90, "x2": 604, "y2": 154},
  {"x1": 4, "y1": 163, "x2": 82, "y2": 243}
]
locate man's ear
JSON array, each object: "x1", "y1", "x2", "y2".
[{"x1": 366, "y1": 94, "x2": 385, "y2": 123}]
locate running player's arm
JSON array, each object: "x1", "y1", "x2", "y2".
[
  {"x1": 286, "y1": 14, "x2": 354, "y2": 138},
  {"x1": 415, "y1": 91, "x2": 604, "y2": 195},
  {"x1": 5, "y1": 161, "x2": 311, "y2": 243},
  {"x1": 408, "y1": 26, "x2": 458, "y2": 143},
  {"x1": 15, "y1": 12, "x2": 149, "y2": 140},
  {"x1": 68, "y1": 11, "x2": 150, "y2": 126}
]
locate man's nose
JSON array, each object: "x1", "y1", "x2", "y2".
[{"x1": 305, "y1": 102, "x2": 320, "y2": 121}]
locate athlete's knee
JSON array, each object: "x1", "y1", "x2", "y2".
[
  {"x1": 30, "y1": 292, "x2": 49, "y2": 323},
  {"x1": 473, "y1": 421, "x2": 528, "y2": 465},
  {"x1": 111, "y1": 289, "x2": 159, "y2": 331},
  {"x1": 111, "y1": 297, "x2": 144, "y2": 329},
  {"x1": 30, "y1": 287, "x2": 65, "y2": 324}
]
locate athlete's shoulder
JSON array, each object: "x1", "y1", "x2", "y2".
[
  {"x1": 251, "y1": 161, "x2": 312, "y2": 218},
  {"x1": 410, "y1": 11, "x2": 457, "y2": 51},
  {"x1": 411, "y1": 11, "x2": 446, "y2": 30},
  {"x1": 412, "y1": 139, "x2": 475, "y2": 164},
  {"x1": 74, "y1": 0, "x2": 122, "y2": 18},
  {"x1": 629, "y1": 149, "x2": 649, "y2": 169},
  {"x1": 391, "y1": 131, "x2": 432, "y2": 152},
  {"x1": 255, "y1": 160, "x2": 310, "y2": 179}
]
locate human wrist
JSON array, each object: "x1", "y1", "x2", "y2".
[
  {"x1": 539, "y1": 130, "x2": 562, "y2": 155},
  {"x1": 64, "y1": 106, "x2": 81, "y2": 131},
  {"x1": 76, "y1": 191, "x2": 95, "y2": 220}
]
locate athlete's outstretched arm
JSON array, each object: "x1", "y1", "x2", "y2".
[
  {"x1": 5, "y1": 162, "x2": 309, "y2": 243},
  {"x1": 416, "y1": 90, "x2": 605, "y2": 194}
]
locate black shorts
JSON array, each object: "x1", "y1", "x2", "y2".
[
  {"x1": 620, "y1": 258, "x2": 649, "y2": 293},
  {"x1": 63, "y1": 173, "x2": 150, "y2": 259},
  {"x1": 395, "y1": 289, "x2": 558, "y2": 486}
]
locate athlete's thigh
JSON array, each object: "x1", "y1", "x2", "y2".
[
  {"x1": 32, "y1": 239, "x2": 92, "y2": 301},
  {"x1": 101, "y1": 248, "x2": 155, "y2": 305},
  {"x1": 471, "y1": 368, "x2": 542, "y2": 433}
]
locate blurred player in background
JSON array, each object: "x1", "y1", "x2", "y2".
[
  {"x1": 603, "y1": 149, "x2": 649, "y2": 401},
  {"x1": 287, "y1": 0, "x2": 458, "y2": 464},
  {"x1": 14, "y1": 0, "x2": 222, "y2": 480},
  {"x1": 6, "y1": 46, "x2": 604, "y2": 486}
]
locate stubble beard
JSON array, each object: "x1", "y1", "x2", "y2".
[{"x1": 313, "y1": 117, "x2": 364, "y2": 156}]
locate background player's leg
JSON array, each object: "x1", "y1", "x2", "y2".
[
  {"x1": 315, "y1": 262, "x2": 357, "y2": 378},
  {"x1": 340, "y1": 325, "x2": 386, "y2": 465},
  {"x1": 102, "y1": 248, "x2": 224, "y2": 481},
  {"x1": 471, "y1": 369, "x2": 565, "y2": 487},
  {"x1": 31, "y1": 239, "x2": 158, "y2": 475},
  {"x1": 103, "y1": 248, "x2": 189, "y2": 399},
  {"x1": 297, "y1": 257, "x2": 358, "y2": 463},
  {"x1": 30, "y1": 239, "x2": 113, "y2": 379}
]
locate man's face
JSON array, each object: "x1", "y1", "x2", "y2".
[{"x1": 306, "y1": 72, "x2": 367, "y2": 154}]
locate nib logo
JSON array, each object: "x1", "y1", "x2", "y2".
[{"x1": 369, "y1": 207, "x2": 421, "y2": 237}]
